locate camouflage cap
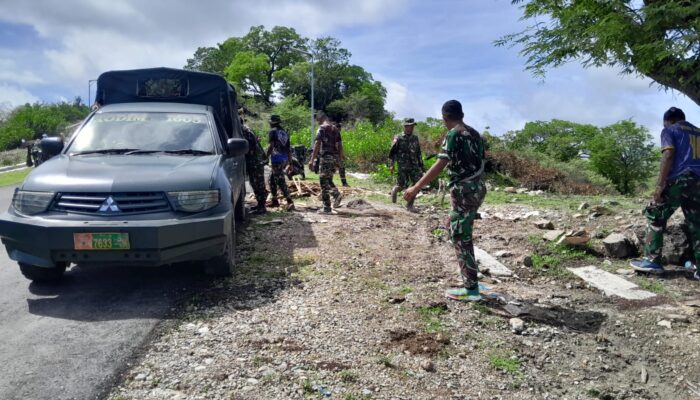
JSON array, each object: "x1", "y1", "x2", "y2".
[
  {"x1": 402, "y1": 117, "x2": 416, "y2": 126},
  {"x1": 269, "y1": 115, "x2": 282, "y2": 124}
]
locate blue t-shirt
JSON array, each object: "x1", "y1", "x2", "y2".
[{"x1": 661, "y1": 121, "x2": 700, "y2": 179}]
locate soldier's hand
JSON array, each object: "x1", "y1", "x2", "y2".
[
  {"x1": 308, "y1": 161, "x2": 314, "y2": 170},
  {"x1": 389, "y1": 165, "x2": 395, "y2": 175},
  {"x1": 404, "y1": 186, "x2": 419, "y2": 202},
  {"x1": 652, "y1": 187, "x2": 664, "y2": 205}
]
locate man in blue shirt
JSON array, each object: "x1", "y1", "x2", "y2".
[
  {"x1": 266, "y1": 115, "x2": 295, "y2": 211},
  {"x1": 631, "y1": 107, "x2": 700, "y2": 279}
]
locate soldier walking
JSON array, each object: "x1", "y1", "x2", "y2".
[
  {"x1": 631, "y1": 107, "x2": 700, "y2": 279},
  {"x1": 389, "y1": 118, "x2": 424, "y2": 210},
  {"x1": 266, "y1": 115, "x2": 295, "y2": 211},
  {"x1": 404, "y1": 100, "x2": 486, "y2": 302},
  {"x1": 334, "y1": 121, "x2": 350, "y2": 187},
  {"x1": 240, "y1": 114, "x2": 268, "y2": 215},
  {"x1": 308, "y1": 112, "x2": 343, "y2": 214}
]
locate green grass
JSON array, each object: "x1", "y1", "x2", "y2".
[
  {"x1": 396, "y1": 286, "x2": 413, "y2": 295},
  {"x1": 0, "y1": 168, "x2": 30, "y2": 187},
  {"x1": 488, "y1": 353, "x2": 522, "y2": 375},
  {"x1": 418, "y1": 305, "x2": 448, "y2": 333},
  {"x1": 530, "y1": 241, "x2": 594, "y2": 278},
  {"x1": 377, "y1": 354, "x2": 396, "y2": 368},
  {"x1": 484, "y1": 190, "x2": 640, "y2": 211},
  {"x1": 339, "y1": 369, "x2": 358, "y2": 383},
  {"x1": 636, "y1": 276, "x2": 667, "y2": 294}
]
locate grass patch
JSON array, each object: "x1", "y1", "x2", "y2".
[
  {"x1": 484, "y1": 190, "x2": 639, "y2": 211},
  {"x1": 636, "y1": 276, "x2": 667, "y2": 294},
  {"x1": 396, "y1": 286, "x2": 413, "y2": 295},
  {"x1": 339, "y1": 369, "x2": 358, "y2": 383},
  {"x1": 377, "y1": 354, "x2": 396, "y2": 368},
  {"x1": 530, "y1": 241, "x2": 594, "y2": 278},
  {"x1": 488, "y1": 353, "x2": 522, "y2": 375},
  {"x1": 471, "y1": 302, "x2": 491, "y2": 315},
  {"x1": 0, "y1": 168, "x2": 30, "y2": 187},
  {"x1": 418, "y1": 305, "x2": 448, "y2": 333}
]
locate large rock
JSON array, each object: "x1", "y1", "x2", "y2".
[
  {"x1": 543, "y1": 230, "x2": 565, "y2": 242},
  {"x1": 603, "y1": 233, "x2": 636, "y2": 258},
  {"x1": 632, "y1": 224, "x2": 693, "y2": 266},
  {"x1": 533, "y1": 219, "x2": 555, "y2": 230},
  {"x1": 504, "y1": 187, "x2": 517, "y2": 194}
]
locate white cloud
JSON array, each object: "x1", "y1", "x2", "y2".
[{"x1": 0, "y1": 83, "x2": 39, "y2": 106}]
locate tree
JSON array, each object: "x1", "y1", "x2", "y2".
[
  {"x1": 504, "y1": 119, "x2": 600, "y2": 162},
  {"x1": 271, "y1": 95, "x2": 309, "y2": 134},
  {"x1": 498, "y1": 1, "x2": 700, "y2": 105},
  {"x1": 276, "y1": 37, "x2": 387, "y2": 121},
  {"x1": 187, "y1": 26, "x2": 306, "y2": 104},
  {"x1": 588, "y1": 120, "x2": 657, "y2": 194},
  {"x1": 0, "y1": 102, "x2": 89, "y2": 150}
]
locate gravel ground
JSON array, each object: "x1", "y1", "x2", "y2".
[{"x1": 109, "y1": 193, "x2": 700, "y2": 400}]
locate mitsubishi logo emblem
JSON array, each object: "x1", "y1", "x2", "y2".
[{"x1": 99, "y1": 196, "x2": 121, "y2": 213}]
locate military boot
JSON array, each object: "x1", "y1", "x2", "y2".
[
  {"x1": 341, "y1": 178, "x2": 349, "y2": 187},
  {"x1": 270, "y1": 198, "x2": 280, "y2": 208},
  {"x1": 390, "y1": 186, "x2": 399, "y2": 203}
]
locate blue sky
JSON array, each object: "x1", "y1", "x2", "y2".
[{"x1": 0, "y1": 0, "x2": 697, "y2": 139}]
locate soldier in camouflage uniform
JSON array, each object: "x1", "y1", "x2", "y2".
[
  {"x1": 389, "y1": 117, "x2": 424, "y2": 210},
  {"x1": 631, "y1": 107, "x2": 700, "y2": 280},
  {"x1": 308, "y1": 112, "x2": 343, "y2": 214},
  {"x1": 334, "y1": 121, "x2": 350, "y2": 187},
  {"x1": 266, "y1": 115, "x2": 295, "y2": 211},
  {"x1": 240, "y1": 116, "x2": 268, "y2": 214},
  {"x1": 404, "y1": 100, "x2": 486, "y2": 301}
]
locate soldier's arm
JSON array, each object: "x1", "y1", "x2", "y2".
[
  {"x1": 653, "y1": 148, "x2": 675, "y2": 203},
  {"x1": 404, "y1": 159, "x2": 448, "y2": 202},
  {"x1": 308, "y1": 140, "x2": 321, "y2": 168}
]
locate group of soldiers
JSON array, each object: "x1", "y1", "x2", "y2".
[{"x1": 238, "y1": 101, "x2": 699, "y2": 302}]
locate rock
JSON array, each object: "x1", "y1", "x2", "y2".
[
  {"x1": 543, "y1": 230, "x2": 565, "y2": 242},
  {"x1": 246, "y1": 378, "x2": 260, "y2": 385},
  {"x1": 346, "y1": 199, "x2": 373, "y2": 210},
  {"x1": 420, "y1": 360, "x2": 435, "y2": 372},
  {"x1": 194, "y1": 366, "x2": 206, "y2": 372},
  {"x1": 494, "y1": 250, "x2": 513, "y2": 258},
  {"x1": 590, "y1": 205, "x2": 613, "y2": 216},
  {"x1": 616, "y1": 268, "x2": 635, "y2": 276},
  {"x1": 523, "y1": 255, "x2": 534, "y2": 268},
  {"x1": 523, "y1": 211, "x2": 541, "y2": 219},
  {"x1": 667, "y1": 314, "x2": 689, "y2": 323},
  {"x1": 388, "y1": 296, "x2": 406, "y2": 304},
  {"x1": 641, "y1": 366, "x2": 649, "y2": 383},
  {"x1": 602, "y1": 233, "x2": 635, "y2": 258},
  {"x1": 257, "y1": 219, "x2": 284, "y2": 226},
  {"x1": 602, "y1": 199, "x2": 621, "y2": 206},
  {"x1": 558, "y1": 230, "x2": 591, "y2": 246},
  {"x1": 632, "y1": 224, "x2": 693, "y2": 265},
  {"x1": 475, "y1": 247, "x2": 513, "y2": 276},
  {"x1": 534, "y1": 219, "x2": 555, "y2": 230},
  {"x1": 573, "y1": 213, "x2": 585, "y2": 219},
  {"x1": 510, "y1": 318, "x2": 526, "y2": 334},
  {"x1": 135, "y1": 373, "x2": 148, "y2": 381},
  {"x1": 504, "y1": 187, "x2": 517, "y2": 194},
  {"x1": 578, "y1": 202, "x2": 590, "y2": 210},
  {"x1": 657, "y1": 320, "x2": 672, "y2": 329},
  {"x1": 516, "y1": 188, "x2": 529, "y2": 194},
  {"x1": 528, "y1": 190, "x2": 545, "y2": 196}
]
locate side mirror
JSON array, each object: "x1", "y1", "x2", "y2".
[
  {"x1": 226, "y1": 138, "x2": 248, "y2": 158},
  {"x1": 40, "y1": 137, "x2": 64, "y2": 158}
]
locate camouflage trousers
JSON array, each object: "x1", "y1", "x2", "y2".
[
  {"x1": 247, "y1": 161, "x2": 267, "y2": 206},
  {"x1": 448, "y1": 180, "x2": 486, "y2": 290},
  {"x1": 269, "y1": 162, "x2": 291, "y2": 201},
  {"x1": 319, "y1": 155, "x2": 341, "y2": 210},
  {"x1": 339, "y1": 160, "x2": 347, "y2": 182},
  {"x1": 644, "y1": 172, "x2": 700, "y2": 264},
  {"x1": 396, "y1": 167, "x2": 423, "y2": 190}
]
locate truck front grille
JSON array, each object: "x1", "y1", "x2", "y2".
[{"x1": 52, "y1": 192, "x2": 171, "y2": 215}]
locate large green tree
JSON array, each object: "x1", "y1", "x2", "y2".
[
  {"x1": 504, "y1": 119, "x2": 600, "y2": 162},
  {"x1": 498, "y1": 1, "x2": 700, "y2": 105},
  {"x1": 588, "y1": 120, "x2": 657, "y2": 194},
  {"x1": 0, "y1": 102, "x2": 89, "y2": 150},
  {"x1": 186, "y1": 26, "x2": 306, "y2": 105}
]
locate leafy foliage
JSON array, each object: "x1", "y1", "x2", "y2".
[
  {"x1": 0, "y1": 101, "x2": 89, "y2": 151},
  {"x1": 588, "y1": 120, "x2": 657, "y2": 194},
  {"x1": 499, "y1": 0, "x2": 700, "y2": 105},
  {"x1": 503, "y1": 119, "x2": 599, "y2": 162}
]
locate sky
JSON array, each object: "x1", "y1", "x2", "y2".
[{"x1": 0, "y1": 0, "x2": 698, "y2": 138}]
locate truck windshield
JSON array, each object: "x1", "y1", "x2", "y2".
[{"x1": 68, "y1": 112, "x2": 216, "y2": 155}]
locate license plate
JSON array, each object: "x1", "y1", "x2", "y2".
[{"x1": 74, "y1": 233, "x2": 130, "y2": 250}]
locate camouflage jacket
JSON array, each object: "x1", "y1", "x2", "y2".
[
  {"x1": 437, "y1": 125, "x2": 484, "y2": 187},
  {"x1": 242, "y1": 125, "x2": 267, "y2": 166},
  {"x1": 389, "y1": 133, "x2": 423, "y2": 170}
]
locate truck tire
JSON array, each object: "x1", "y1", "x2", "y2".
[
  {"x1": 204, "y1": 218, "x2": 236, "y2": 276},
  {"x1": 234, "y1": 188, "x2": 246, "y2": 222},
  {"x1": 19, "y1": 262, "x2": 67, "y2": 282}
]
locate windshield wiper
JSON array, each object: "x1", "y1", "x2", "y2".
[
  {"x1": 71, "y1": 148, "x2": 140, "y2": 156},
  {"x1": 161, "y1": 149, "x2": 214, "y2": 155}
]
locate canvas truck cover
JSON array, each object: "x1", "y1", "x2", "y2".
[{"x1": 95, "y1": 67, "x2": 242, "y2": 138}]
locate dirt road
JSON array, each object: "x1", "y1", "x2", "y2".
[{"x1": 109, "y1": 187, "x2": 700, "y2": 400}]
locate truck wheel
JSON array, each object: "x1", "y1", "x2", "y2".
[
  {"x1": 205, "y1": 218, "x2": 236, "y2": 276},
  {"x1": 19, "y1": 262, "x2": 67, "y2": 282},
  {"x1": 234, "y1": 188, "x2": 246, "y2": 222}
]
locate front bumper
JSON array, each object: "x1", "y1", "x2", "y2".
[{"x1": 0, "y1": 211, "x2": 231, "y2": 268}]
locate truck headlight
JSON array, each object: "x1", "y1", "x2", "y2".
[
  {"x1": 167, "y1": 190, "x2": 220, "y2": 212},
  {"x1": 12, "y1": 190, "x2": 55, "y2": 215}
]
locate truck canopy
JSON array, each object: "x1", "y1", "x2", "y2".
[{"x1": 95, "y1": 67, "x2": 242, "y2": 138}]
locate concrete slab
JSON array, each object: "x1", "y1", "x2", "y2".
[
  {"x1": 568, "y1": 265, "x2": 656, "y2": 300},
  {"x1": 475, "y1": 246, "x2": 513, "y2": 277}
]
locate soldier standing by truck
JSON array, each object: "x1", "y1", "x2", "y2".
[
  {"x1": 389, "y1": 118, "x2": 424, "y2": 210},
  {"x1": 267, "y1": 115, "x2": 295, "y2": 211},
  {"x1": 308, "y1": 112, "x2": 344, "y2": 214},
  {"x1": 240, "y1": 113, "x2": 268, "y2": 214}
]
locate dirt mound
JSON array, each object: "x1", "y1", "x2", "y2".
[{"x1": 385, "y1": 329, "x2": 450, "y2": 356}]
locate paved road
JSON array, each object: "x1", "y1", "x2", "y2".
[{"x1": 0, "y1": 185, "x2": 212, "y2": 400}]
